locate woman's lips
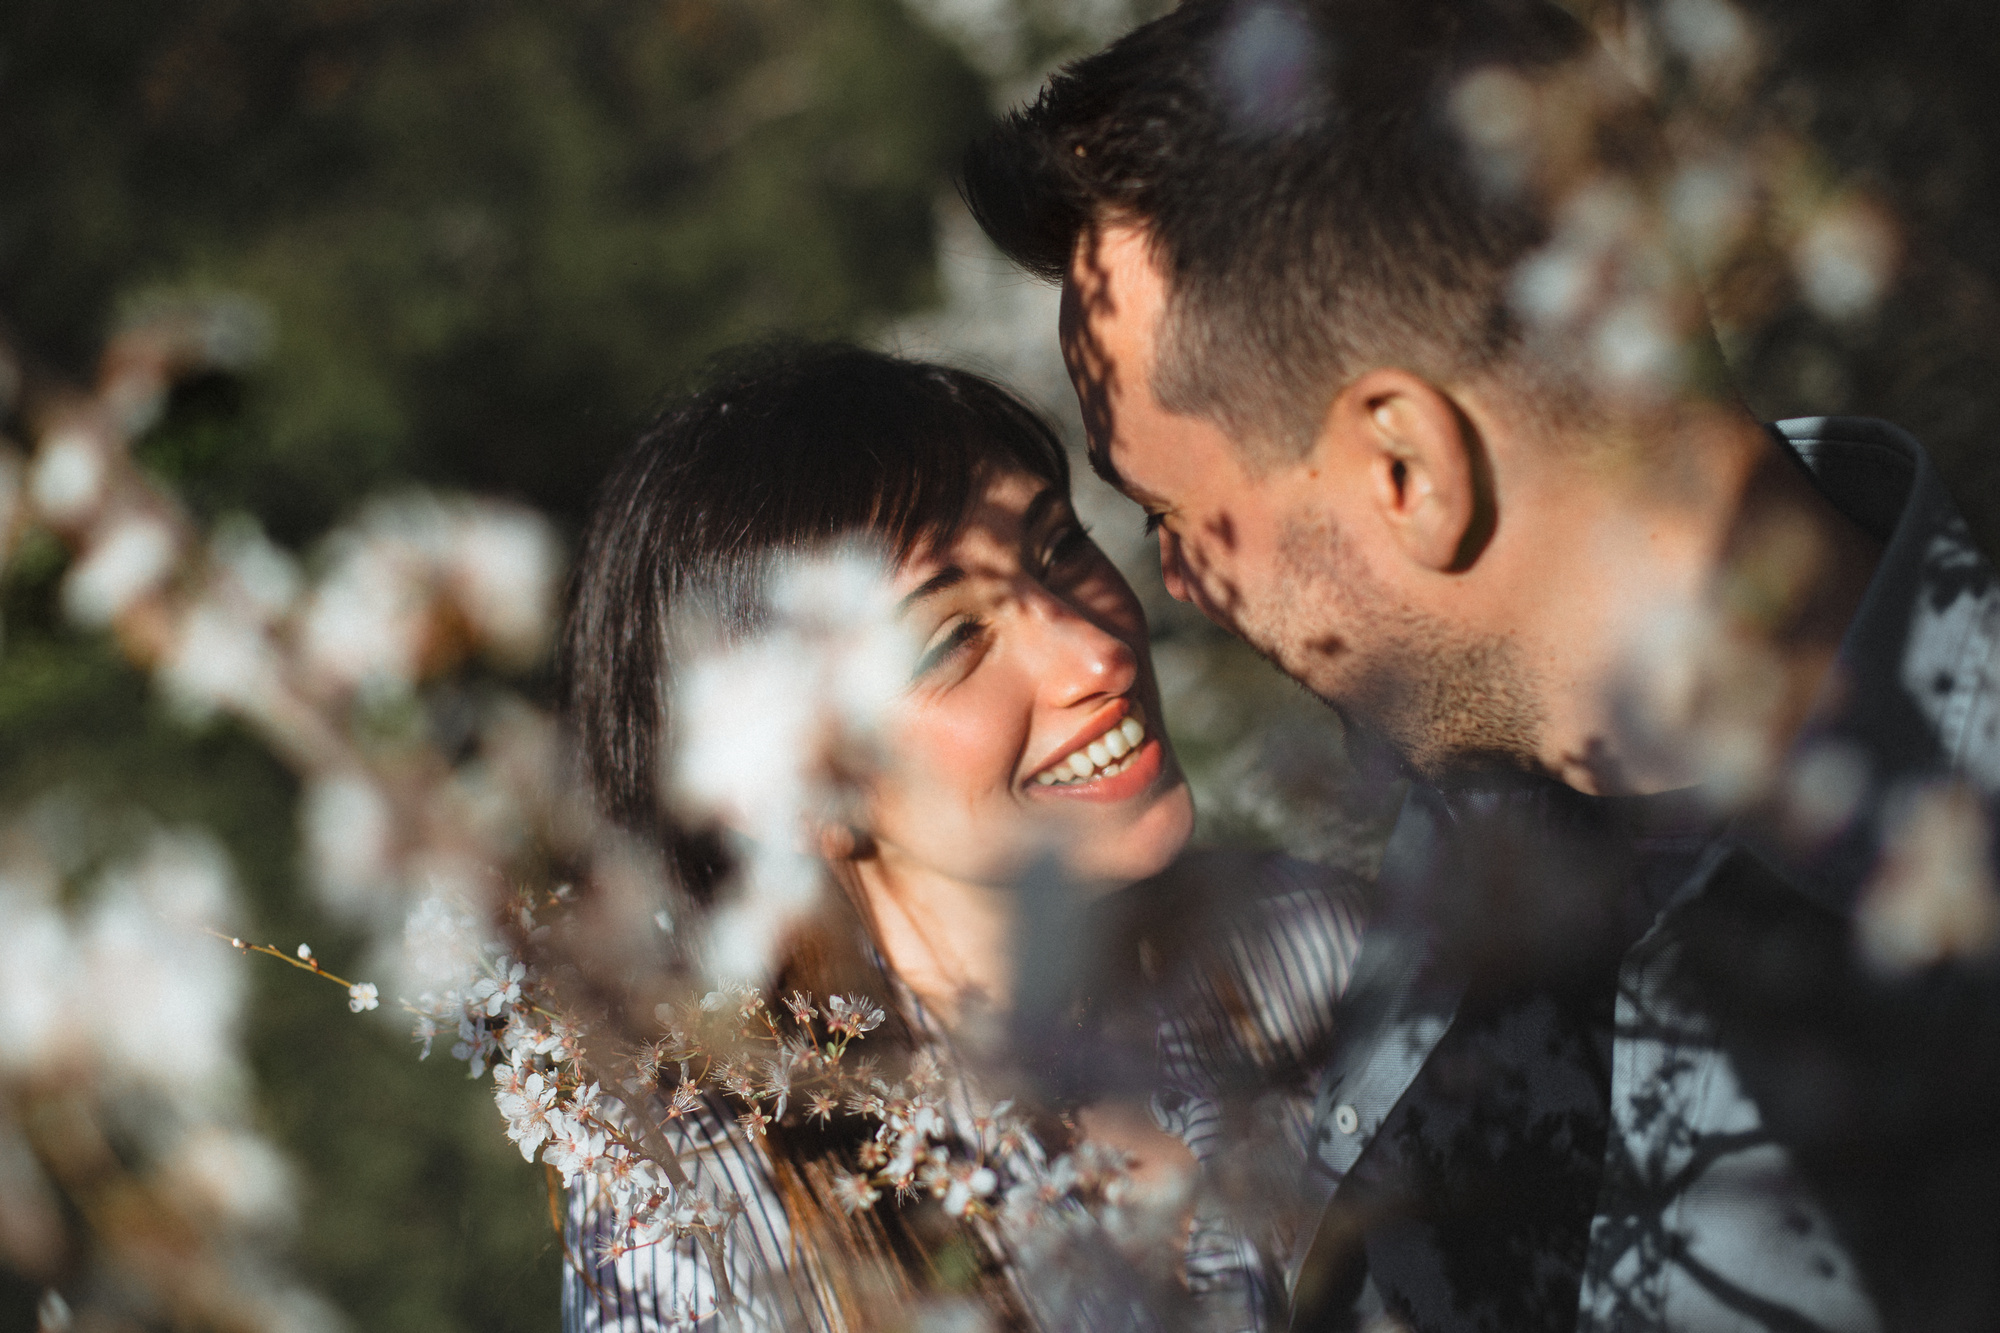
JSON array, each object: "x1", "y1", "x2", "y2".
[
  {"x1": 1022, "y1": 696, "x2": 1168, "y2": 804},
  {"x1": 1029, "y1": 697, "x2": 1133, "y2": 784},
  {"x1": 1029, "y1": 733, "x2": 1166, "y2": 804}
]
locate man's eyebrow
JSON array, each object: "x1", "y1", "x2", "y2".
[
  {"x1": 897, "y1": 566, "x2": 965, "y2": 613},
  {"x1": 1085, "y1": 438, "x2": 1170, "y2": 512}
]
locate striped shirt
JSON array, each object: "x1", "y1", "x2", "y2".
[
  {"x1": 566, "y1": 1091, "x2": 827, "y2": 1332},
  {"x1": 1150, "y1": 852, "x2": 1369, "y2": 1331},
  {"x1": 563, "y1": 851, "x2": 1370, "y2": 1333}
]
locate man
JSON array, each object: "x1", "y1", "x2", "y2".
[{"x1": 962, "y1": 2, "x2": 2000, "y2": 1330}]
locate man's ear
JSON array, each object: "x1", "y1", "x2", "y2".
[{"x1": 1323, "y1": 369, "x2": 1493, "y2": 573}]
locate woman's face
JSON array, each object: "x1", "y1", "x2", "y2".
[{"x1": 861, "y1": 466, "x2": 1194, "y2": 892}]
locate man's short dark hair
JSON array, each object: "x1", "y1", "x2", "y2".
[{"x1": 960, "y1": 0, "x2": 1615, "y2": 461}]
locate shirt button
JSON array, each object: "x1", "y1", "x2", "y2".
[{"x1": 1333, "y1": 1103, "x2": 1361, "y2": 1135}]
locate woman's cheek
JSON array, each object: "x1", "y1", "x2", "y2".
[
  {"x1": 908, "y1": 679, "x2": 1022, "y2": 787},
  {"x1": 872, "y1": 694, "x2": 1026, "y2": 850}
]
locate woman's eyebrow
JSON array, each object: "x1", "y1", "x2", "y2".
[
  {"x1": 1021, "y1": 486, "x2": 1066, "y2": 534},
  {"x1": 897, "y1": 566, "x2": 965, "y2": 612}
]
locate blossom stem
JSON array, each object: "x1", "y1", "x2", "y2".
[
  {"x1": 205, "y1": 928, "x2": 364, "y2": 991},
  {"x1": 545, "y1": 1162, "x2": 618, "y2": 1313}
]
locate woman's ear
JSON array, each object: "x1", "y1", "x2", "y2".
[{"x1": 1324, "y1": 369, "x2": 1493, "y2": 573}]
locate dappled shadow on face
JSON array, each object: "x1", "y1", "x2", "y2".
[
  {"x1": 1063, "y1": 225, "x2": 1269, "y2": 650},
  {"x1": 1060, "y1": 225, "x2": 1123, "y2": 482}
]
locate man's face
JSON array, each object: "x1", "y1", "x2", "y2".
[
  {"x1": 1059, "y1": 224, "x2": 1349, "y2": 692},
  {"x1": 1059, "y1": 223, "x2": 1541, "y2": 776}
]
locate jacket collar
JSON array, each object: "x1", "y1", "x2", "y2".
[{"x1": 1747, "y1": 417, "x2": 2000, "y2": 916}]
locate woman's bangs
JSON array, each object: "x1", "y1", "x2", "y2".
[{"x1": 851, "y1": 381, "x2": 1069, "y2": 571}]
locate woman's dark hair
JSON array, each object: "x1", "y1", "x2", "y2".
[{"x1": 560, "y1": 340, "x2": 1069, "y2": 899}]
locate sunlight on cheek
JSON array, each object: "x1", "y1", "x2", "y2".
[
  {"x1": 859, "y1": 677, "x2": 1195, "y2": 893},
  {"x1": 872, "y1": 694, "x2": 1026, "y2": 838}
]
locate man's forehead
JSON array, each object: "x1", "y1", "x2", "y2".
[
  {"x1": 1060, "y1": 226, "x2": 1161, "y2": 356},
  {"x1": 1068, "y1": 220, "x2": 1159, "y2": 294},
  {"x1": 1061, "y1": 223, "x2": 1171, "y2": 502}
]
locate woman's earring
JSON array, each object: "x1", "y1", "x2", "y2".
[{"x1": 818, "y1": 824, "x2": 874, "y2": 861}]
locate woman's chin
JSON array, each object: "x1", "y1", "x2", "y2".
[{"x1": 1057, "y1": 777, "x2": 1195, "y2": 889}]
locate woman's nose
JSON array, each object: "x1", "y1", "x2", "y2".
[{"x1": 1023, "y1": 589, "x2": 1138, "y2": 708}]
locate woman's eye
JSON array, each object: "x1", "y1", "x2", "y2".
[
  {"x1": 1043, "y1": 520, "x2": 1095, "y2": 571},
  {"x1": 913, "y1": 619, "x2": 984, "y2": 678},
  {"x1": 1141, "y1": 512, "x2": 1166, "y2": 538}
]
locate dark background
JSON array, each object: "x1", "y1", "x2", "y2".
[
  {"x1": 1729, "y1": 0, "x2": 2000, "y2": 548},
  {"x1": 2, "y1": 1, "x2": 1996, "y2": 1329}
]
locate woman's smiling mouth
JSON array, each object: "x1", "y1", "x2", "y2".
[
  {"x1": 1034, "y1": 713, "x2": 1146, "y2": 785},
  {"x1": 1026, "y1": 699, "x2": 1165, "y2": 801}
]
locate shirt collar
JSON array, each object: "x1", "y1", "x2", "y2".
[{"x1": 1746, "y1": 417, "x2": 2000, "y2": 915}]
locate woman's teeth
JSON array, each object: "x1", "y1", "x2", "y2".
[{"x1": 1034, "y1": 716, "x2": 1147, "y2": 786}]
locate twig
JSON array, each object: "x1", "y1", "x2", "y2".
[{"x1": 205, "y1": 928, "x2": 366, "y2": 993}]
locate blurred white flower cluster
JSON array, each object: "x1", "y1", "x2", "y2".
[
  {"x1": 296, "y1": 493, "x2": 559, "y2": 699},
  {"x1": 0, "y1": 815, "x2": 338, "y2": 1332},
  {"x1": 0, "y1": 301, "x2": 605, "y2": 1329},
  {"x1": 670, "y1": 548, "x2": 917, "y2": 982},
  {"x1": 1443, "y1": 0, "x2": 1904, "y2": 407}
]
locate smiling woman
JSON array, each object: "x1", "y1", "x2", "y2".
[
  {"x1": 557, "y1": 341, "x2": 1208, "y2": 1330},
  {"x1": 872, "y1": 464, "x2": 1192, "y2": 905},
  {"x1": 560, "y1": 341, "x2": 1192, "y2": 897}
]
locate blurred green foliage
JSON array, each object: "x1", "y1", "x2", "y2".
[
  {"x1": 0, "y1": 2, "x2": 985, "y2": 1329},
  {"x1": 2, "y1": 0, "x2": 986, "y2": 537}
]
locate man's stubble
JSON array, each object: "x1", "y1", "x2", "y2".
[{"x1": 1254, "y1": 510, "x2": 1547, "y2": 783}]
